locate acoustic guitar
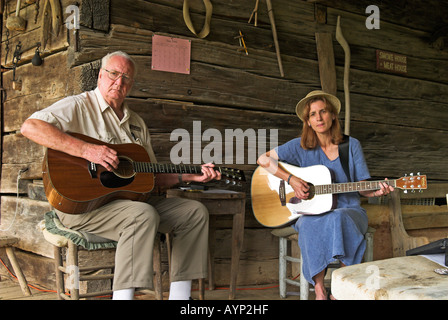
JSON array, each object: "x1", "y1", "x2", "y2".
[
  {"x1": 43, "y1": 132, "x2": 245, "y2": 214},
  {"x1": 251, "y1": 162, "x2": 427, "y2": 228}
]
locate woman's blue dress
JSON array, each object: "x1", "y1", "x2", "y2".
[{"x1": 276, "y1": 136, "x2": 370, "y2": 285}]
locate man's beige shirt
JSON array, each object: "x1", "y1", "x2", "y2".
[{"x1": 28, "y1": 88, "x2": 157, "y2": 162}]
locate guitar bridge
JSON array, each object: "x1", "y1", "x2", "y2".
[
  {"x1": 88, "y1": 162, "x2": 98, "y2": 178},
  {"x1": 279, "y1": 180, "x2": 286, "y2": 206}
]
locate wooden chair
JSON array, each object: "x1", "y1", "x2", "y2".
[
  {"x1": 271, "y1": 226, "x2": 375, "y2": 300},
  {"x1": 42, "y1": 211, "x2": 164, "y2": 300}
]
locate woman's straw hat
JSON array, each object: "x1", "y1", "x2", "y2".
[{"x1": 295, "y1": 90, "x2": 341, "y2": 121}]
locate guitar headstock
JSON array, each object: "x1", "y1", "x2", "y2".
[
  {"x1": 219, "y1": 167, "x2": 246, "y2": 185},
  {"x1": 396, "y1": 173, "x2": 427, "y2": 192}
]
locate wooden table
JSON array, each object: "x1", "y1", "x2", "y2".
[{"x1": 166, "y1": 189, "x2": 246, "y2": 300}]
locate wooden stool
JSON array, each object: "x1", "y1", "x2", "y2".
[
  {"x1": 271, "y1": 226, "x2": 376, "y2": 300},
  {"x1": 42, "y1": 211, "x2": 164, "y2": 300},
  {"x1": 0, "y1": 236, "x2": 32, "y2": 296},
  {"x1": 167, "y1": 189, "x2": 246, "y2": 300}
]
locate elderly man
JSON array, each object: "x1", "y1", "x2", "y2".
[{"x1": 21, "y1": 51, "x2": 220, "y2": 300}]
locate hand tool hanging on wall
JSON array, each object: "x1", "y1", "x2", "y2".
[
  {"x1": 4, "y1": 41, "x2": 43, "y2": 91},
  {"x1": 266, "y1": 0, "x2": 284, "y2": 77},
  {"x1": 235, "y1": 30, "x2": 248, "y2": 55},
  {"x1": 6, "y1": 0, "x2": 27, "y2": 31},
  {"x1": 183, "y1": 0, "x2": 213, "y2": 39},
  {"x1": 248, "y1": 0, "x2": 259, "y2": 27},
  {"x1": 41, "y1": 0, "x2": 62, "y2": 49},
  {"x1": 11, "y1": 42, "x2": 23, "y2": 90},
  {"x1": 249, "y1": 0, "x2": 284, "y2": 77},
  {"x1": 336, "y1": 16, "x2": 351, "y2": 136}
]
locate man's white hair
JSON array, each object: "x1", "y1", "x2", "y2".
[{"x1": 101, "y1": 51, "x2": 137, "y2": 75}]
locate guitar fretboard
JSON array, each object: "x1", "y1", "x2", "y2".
[
  {"x1": 133, "y1": 162, "x2": 203, "y2": 174},
  {"x1": 315, "y1": 180, "x2": 397, "y2": 195}
]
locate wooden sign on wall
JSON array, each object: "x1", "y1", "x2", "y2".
[{"x1": 376, "y1": 50, "x2": 407, "y2": 74}]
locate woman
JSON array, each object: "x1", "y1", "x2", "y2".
[{"x1": 258, "y1": 90, "x2": 393, "y2": 300}]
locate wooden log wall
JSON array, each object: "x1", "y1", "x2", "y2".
[{"x1": 1, "y1": 0, "x2": 448, "y2": 288}]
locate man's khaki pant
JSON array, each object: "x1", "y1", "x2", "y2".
[{"x1": 56, "y1": 196, "x2": 209, "y2": 291}]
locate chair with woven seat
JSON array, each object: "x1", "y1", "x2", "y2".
[
  {"x1": 272, "y1": 225, "x2": 375, "y2": 300},
  {"x1": 41, "y1": 210, "x2": 164, "y2": 300}
]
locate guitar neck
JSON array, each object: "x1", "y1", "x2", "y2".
[
  {"x1": 315, "y1": 179, "x2": 397, "y2": 195},
  {"x1": 133, "y1": 162, "x2": 204, "y2": 174}
]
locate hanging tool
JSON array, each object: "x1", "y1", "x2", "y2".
[
  {"x1": 32, "y1": 43, "x2": 43, "y2": 66},
  {"x1": 41, "y1": 0, "x2": 62, "y2": 49},
  {"x1": 183, "y1": 0, "x2": 213, "y2": 39},
  {"x1": 235, "y1": 30, "x2": 248, "y2": 55},
  {"x1": 336, "y1": 16, "x2": 351, "y2": 136},
  {"x1": 248, "y1": 0, "x2": 259, "y2": 26},
  {"x1": 265, "y1": 0, "x2": 284, "y2": 77},
  {"x1": 6, "y1": 0, "x2": 27, "y2": 31},
  {"x1": 11, "y1": 42, "x2": 23, "y2": 91}
]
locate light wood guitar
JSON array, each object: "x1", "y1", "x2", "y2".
[
  {"x1": 251, "y1": 162, "x2": 427, "y2": 228},
  {"x1": 43, "y1": 132, "x2": 245, "y2": 214}
]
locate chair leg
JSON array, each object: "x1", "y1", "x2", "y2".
[
  {"x1": 67, "y1": 241, "x2": 79, "y2": 300},
  {"x1": 278, "y1": 237, "x2": 287, "y2": 299},
  {"x1": 364, "y1": 231, "x2": 374, "y2": 262},
  {"x1": 54, "y1": 246, "x2": 65, "y2": 300},
  {"x1": 299, "y1": 252, "x2": 309, "y2": 300},
  {"x1": 153, "y1": 235, "x2": 163, "y2": 300}
]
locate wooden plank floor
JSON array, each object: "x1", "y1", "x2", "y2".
[
  {"x1": 1, "y1": 277, "x2": 305, "y2": 300},
  {"x1": 0, "y1": 278, "x2": 57, "y2": 300}
]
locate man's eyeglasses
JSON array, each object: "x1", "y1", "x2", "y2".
[{"x1": 102, "y1": 69, "x2": 133, "y2": 84}]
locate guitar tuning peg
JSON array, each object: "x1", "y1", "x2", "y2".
[
  {"x1": 410, "y1": 173, "x2": 414, "y2": 176},
  {"x1": 404, "y1": 190, "x2": 408, "y2": 194},
  {"x1": 417, "y1": 172, "x2": 420, "y2": 176}
]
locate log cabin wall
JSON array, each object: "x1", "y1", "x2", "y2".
[{"x1": 1, "y1": 0, "x2": 447, "y2": 289}]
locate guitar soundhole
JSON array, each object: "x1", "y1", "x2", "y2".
[
  {"x1": 100, "y1": 156, "x2": 136, "y2": 189},
  {"x1": 308, "y1": 183, "x2": 315, "y2": 200},
  {"x1": 100, "y1": 171, "x2": 135, "y2": 189},
  {"x1": 113, "y1": 156, "x2": 136, "y2": 179},
  {"x1": 289, "y1": 197, "x2": 301, "y2": 204}
]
